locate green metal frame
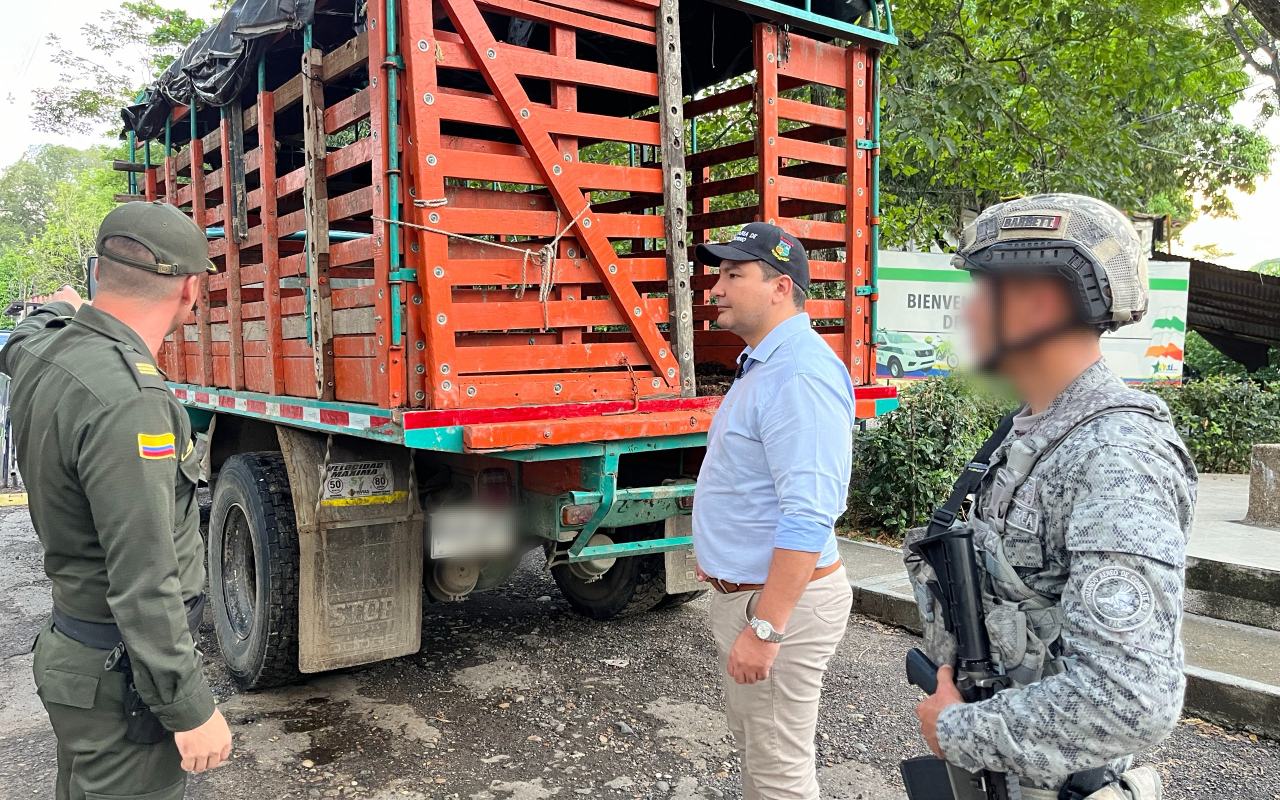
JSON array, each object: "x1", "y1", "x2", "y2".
[
  {"x1": 562, "y1": 442, "x2": 695, "y2": 563},
  {"x1": 709, "y1": 0, "x2": 896, "y2": 44}
]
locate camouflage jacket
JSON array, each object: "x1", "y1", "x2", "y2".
[{"x1": 925, "y1": 360, "x2": 1197, "y2": 788}]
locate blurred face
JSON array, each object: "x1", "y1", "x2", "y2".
[
  {"x1": 961, "y1": 273, "x2": 1077, "y2": 369},
  {"x1": 709, "y1": 259, "x2": 792, "y2": 341}
]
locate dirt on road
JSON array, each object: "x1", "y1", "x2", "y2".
[{"x1": 1, "y1": 505, "x2": 1277, "y2": 800}]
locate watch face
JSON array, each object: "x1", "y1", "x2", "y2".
[{"x1": 752, "y1": 620, "x2": 773, "y2": 639}]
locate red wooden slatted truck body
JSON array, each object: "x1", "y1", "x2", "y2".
[{"x1": 116, "y1": 0, "x2": 898, "y2": 685}]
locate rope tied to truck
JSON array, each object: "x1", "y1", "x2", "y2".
[{"x1": 372, "y1": 201, "x2": 589, "y2": 330}]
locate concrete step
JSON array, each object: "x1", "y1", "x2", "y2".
[{"x1": 837, "y1": 537, "x2": 1280, "y2": 739}]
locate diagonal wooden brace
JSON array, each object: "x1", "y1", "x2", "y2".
[{"x1": 441, "y1": 0, "x2": 682, "y2": 390}]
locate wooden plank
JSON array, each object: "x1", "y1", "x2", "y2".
[
  {"x1": 324, "y1": 88, "x2": 371, "y2": 135},
  {"x1": 434, "y1": 207, "x2": 664, "y2": 238},
  {"x1": 366, "y1": 0, "x2": 401, "y2": 409},
  {"x1": 776, "y1": 97, "x2": 846, "y2": 130},
  {"x1": 402, "y1": 0, "x2": 458, "y2": 408},
  {"x1": 462, "y1": 408, "x2": 712, "y2": 450},
  {"x1": 548, "y1": 23, "x2": 584, "y2": 350},
  {"x1": 259, "y1": 85, "x2": 286, "y2": 395},
  {"x1": 455, "y1": 373, "x2": 669, "y2": 407},
  {"x1": 452, "y1": 342, "x2": 645, "y2": 373},
  {"x1": 443, "y1": 0, "x2": 680, "y2": 388},
  {"x1": 687, "y1": 173, "x2": 755, "y2": 202},
  {"x1": 846, "y1": 45, "x2": 873, "y2": 385},
  {"x1": 274, "y1": 74, "x2": 304, "y2": 114},
  {"x1": 451, "y1": 297, "x2": 666, "y2": 331},
  {"x1": 656, "y1": 0, "x2": 693, "y2": 397},
  {"x1": 477, "y1": 0, "x2": 656, "y2": 44},
  {"x1": 433, "y1": 93, "x2": 661, "y2": 145},
  {"x1": 776, "y1": 136, "x2": 847, "y2": 168},
  {"x1": 434, "y1": 36, "x2": 658, "y2": 98},
  {"x1": 776, "y1": 174, "x2": 847, "y2": 205},
  {"x1": 227, "y1": 101, "x2": 249, "y2": 243},
  {"x1": 687, "y1": 205, "x2": 755, "y2": 232},
  {"x1": 220, "y1": 114, "x2": 245, "y2": 390},
  {"x1": 189, "y1": 134, "x2": 214, "y2": 386},
  {"x1": 302, "y1": 46, "x2": 335, "y2": 401},
  {"x1": 684, "y1": 140, "x2": 756, "y2": 172},
  {"x1": 498, "y1": 0, "x2": 654, "y2": 29},
  {"x1": 323, "y1": 31, "x2": 370, "y2": 83},
  {"x1": 276, "y1": 136, "x2": 374, "y2": 198},
  {"x1": 776, "y1": 33, "x2": 849, "y2": 90},
  {"x1": 278, "y1": 186, "x2": 377, "y2": 236},
  {"x1": 437, "y1": 149, "x2": 665, "y2": 193},
  {"x1": 444, "y1": 256, "x2": 665, "y2": 285}
]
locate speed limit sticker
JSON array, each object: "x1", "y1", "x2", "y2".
[{"x1": 321, "y1": 461, "x2": 401, "y2": 506}]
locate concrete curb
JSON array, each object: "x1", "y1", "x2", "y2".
[
  {"x1": 1184, "y1": 666, "x2": 1280, "y2": 740},
  {"x1": 1185, "y1": 557, "x2": 1280, "y2": 632},
  {"x1": 842, "y1": 551, "x2": 1280, "y2": 740}
]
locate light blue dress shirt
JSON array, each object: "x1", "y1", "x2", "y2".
[{"x1": 692, "y1": 313, "x2": 855, "y2": 584}]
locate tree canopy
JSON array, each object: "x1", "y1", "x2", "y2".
[
  {"x1": 879, "y1": 0, "x2": 1274, "y2": 248},
  {"x1": 31, "y1": 0, "x2": 212, "y2": 135}
]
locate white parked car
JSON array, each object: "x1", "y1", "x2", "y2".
[{"x1": 875, "y1": 331, "x2": 936, "y2": 378}]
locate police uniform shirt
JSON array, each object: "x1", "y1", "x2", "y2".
[{"x1": 0, "y1": 301, "x2": 214, "y2": 732}]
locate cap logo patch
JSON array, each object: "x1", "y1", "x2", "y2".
[
  {"x1": 1000, "y1": 214, "x2": 1062, "y2": 231},
  {"x1": 138, "y1": 432, "x2": 177, "y2": 460},
  {"x1": 772, "y1": 237, "x2": 793, "y2": 262}
]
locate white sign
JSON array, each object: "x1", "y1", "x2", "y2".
[
  {"x1": 875, "y1": 251, "x2": 1189, "y2": 384},
  {"x1": 322, "y1": 460, "x2": 397, "y2": 505}
]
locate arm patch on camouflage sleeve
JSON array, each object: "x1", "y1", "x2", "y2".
[{"x1": 1080, "y1": 566, "x2": 1155, "y2": 632}]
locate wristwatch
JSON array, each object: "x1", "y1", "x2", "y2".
[{"x1": 748, "y1": 616, "x2": 784, "y2": 643}]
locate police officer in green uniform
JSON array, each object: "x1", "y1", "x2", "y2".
[{"x1": 1, "y1": 202, "x2": 233, "y2": 799}]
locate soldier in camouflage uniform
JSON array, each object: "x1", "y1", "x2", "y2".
[{"x1": 906, "y1": 194, "x2": 1197, "y2": 800}]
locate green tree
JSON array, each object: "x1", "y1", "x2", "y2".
[
  {"x1": 879, "y1": 0, "x2": 1273, "y2": 248},
  {"x1": 0, "y1": 146, "x2": 127, "y2": 325},
  {"x1": 32, "y1": 0, "x2": 212, "y2": 135}
]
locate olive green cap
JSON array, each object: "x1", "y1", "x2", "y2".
[{"x1": 95, "y1": 201, "x2": 216, "y2": 275}]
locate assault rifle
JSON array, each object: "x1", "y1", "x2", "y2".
[{"x1": 900, "y1": 413, "x2": 1017, "y2": 800}]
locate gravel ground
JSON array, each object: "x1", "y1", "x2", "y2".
[{"x1": 1, "y1": 504, "x2": 1279, "y2": 800}]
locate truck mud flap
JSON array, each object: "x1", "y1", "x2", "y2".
[
  {"x1": 664, "y1": 515, "x2": 701, "y2": 595},
  {"x1": 276, "y1": 426, "x2": 423, "y2": 672}
]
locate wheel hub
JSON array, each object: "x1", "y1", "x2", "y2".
[
  {"x1": 426, "y1": 559, "x2": 480, "y2": 601},
  {"x1": 568, "y1": 533, "x2": 617, "y2": 583},
  {"x1": 221, "y1": 503, "x2": 257, "y2": 641}
]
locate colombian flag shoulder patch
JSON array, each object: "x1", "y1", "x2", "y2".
[{"x1": 138, "y1": 432, "x2": 177, "y2": 460}]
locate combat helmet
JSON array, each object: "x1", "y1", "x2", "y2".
[{"x1": 952, "y1": 194, "x2": 1148, "y2": 332}]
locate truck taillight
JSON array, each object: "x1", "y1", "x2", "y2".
[
  {"x1": 561, "y1": 504, "x2": 599, "y2": 527},
  {"x1": 475, "y1": 468, "x2": 513, "y2": 505}
]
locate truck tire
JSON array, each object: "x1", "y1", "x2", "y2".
[
  {"x1": 208, "y1": 452, "x2": 300, "y2": 689},
  {"x1": 552, "y1": 523, "x2": 667, "y2": 620},
  {"x1": 653, "y1": 589, "x2": 708, "y2": 610}
]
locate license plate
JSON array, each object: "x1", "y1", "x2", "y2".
[{"x1": 429, "y1": 506, "x2": 517, "y2": 560}]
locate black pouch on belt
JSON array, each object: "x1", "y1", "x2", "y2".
[{"x1": 104, "y1": 644, "x2": 169, "y2": 745}]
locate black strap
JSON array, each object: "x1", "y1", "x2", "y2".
[
  {"x1": 52, "y1": 594, "x2": 206, "y2": 651},
  {"x1": 1058, "y1": 767, "x2": 1110, "y2": 800},
  {"x1": 925, "y1": 410, "x2": 1020, "y2": 537}
]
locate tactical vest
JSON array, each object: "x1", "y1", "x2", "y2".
[{"x1": 905, "y1": 385, "x2": 1189, "y2": 690}]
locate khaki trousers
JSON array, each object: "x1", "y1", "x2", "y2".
[{"x1": 709, "y1": 568, "x2": 853, "y2": 800}]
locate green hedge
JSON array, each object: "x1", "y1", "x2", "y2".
[
  {"x1": 845, "y1": 376, "x2": 1014, "y2": 535},
  {"x1": 846, "y1": 375, "x2": 1280, "y2": 537},
  {"x1": 1147, "y1": 376, "x2": 1280, "y2": 474}
]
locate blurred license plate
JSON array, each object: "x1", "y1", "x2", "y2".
[{"x1": 429, "y1": 506, "x2": 517, "y2": 560}]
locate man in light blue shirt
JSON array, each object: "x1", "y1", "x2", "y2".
[{"x1": 691, "y1": 222, "x2": 855, "y2": 800}]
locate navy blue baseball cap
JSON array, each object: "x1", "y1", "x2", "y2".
[{"x1": 695, "y1": 222, "x2": 810, "y2": 290}]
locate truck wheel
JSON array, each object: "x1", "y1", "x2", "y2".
[
  {"x1": 888, "y1": 357, "x2": 904, "y2": 378},
  {"x1": 208, "y1": 452, "x2": 300, "y2": 689},
  {"x1": 552, "y1": 523, "x2": 667, "y2": 620},
  {"x1": 653, "y1": 589, "x2": 708, "y2": 610}
]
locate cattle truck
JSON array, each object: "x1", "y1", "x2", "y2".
[{"x1": 113, "y1": 0, "x2": 898, "y2": 688}]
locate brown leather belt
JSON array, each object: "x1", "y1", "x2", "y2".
[{"x1": 707, "y1": 560, "x2": 843, "y2": 594}]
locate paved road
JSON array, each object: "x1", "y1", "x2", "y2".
[{"x1": 1, "y1": 505, "x2": 1278, "y2": 800}]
